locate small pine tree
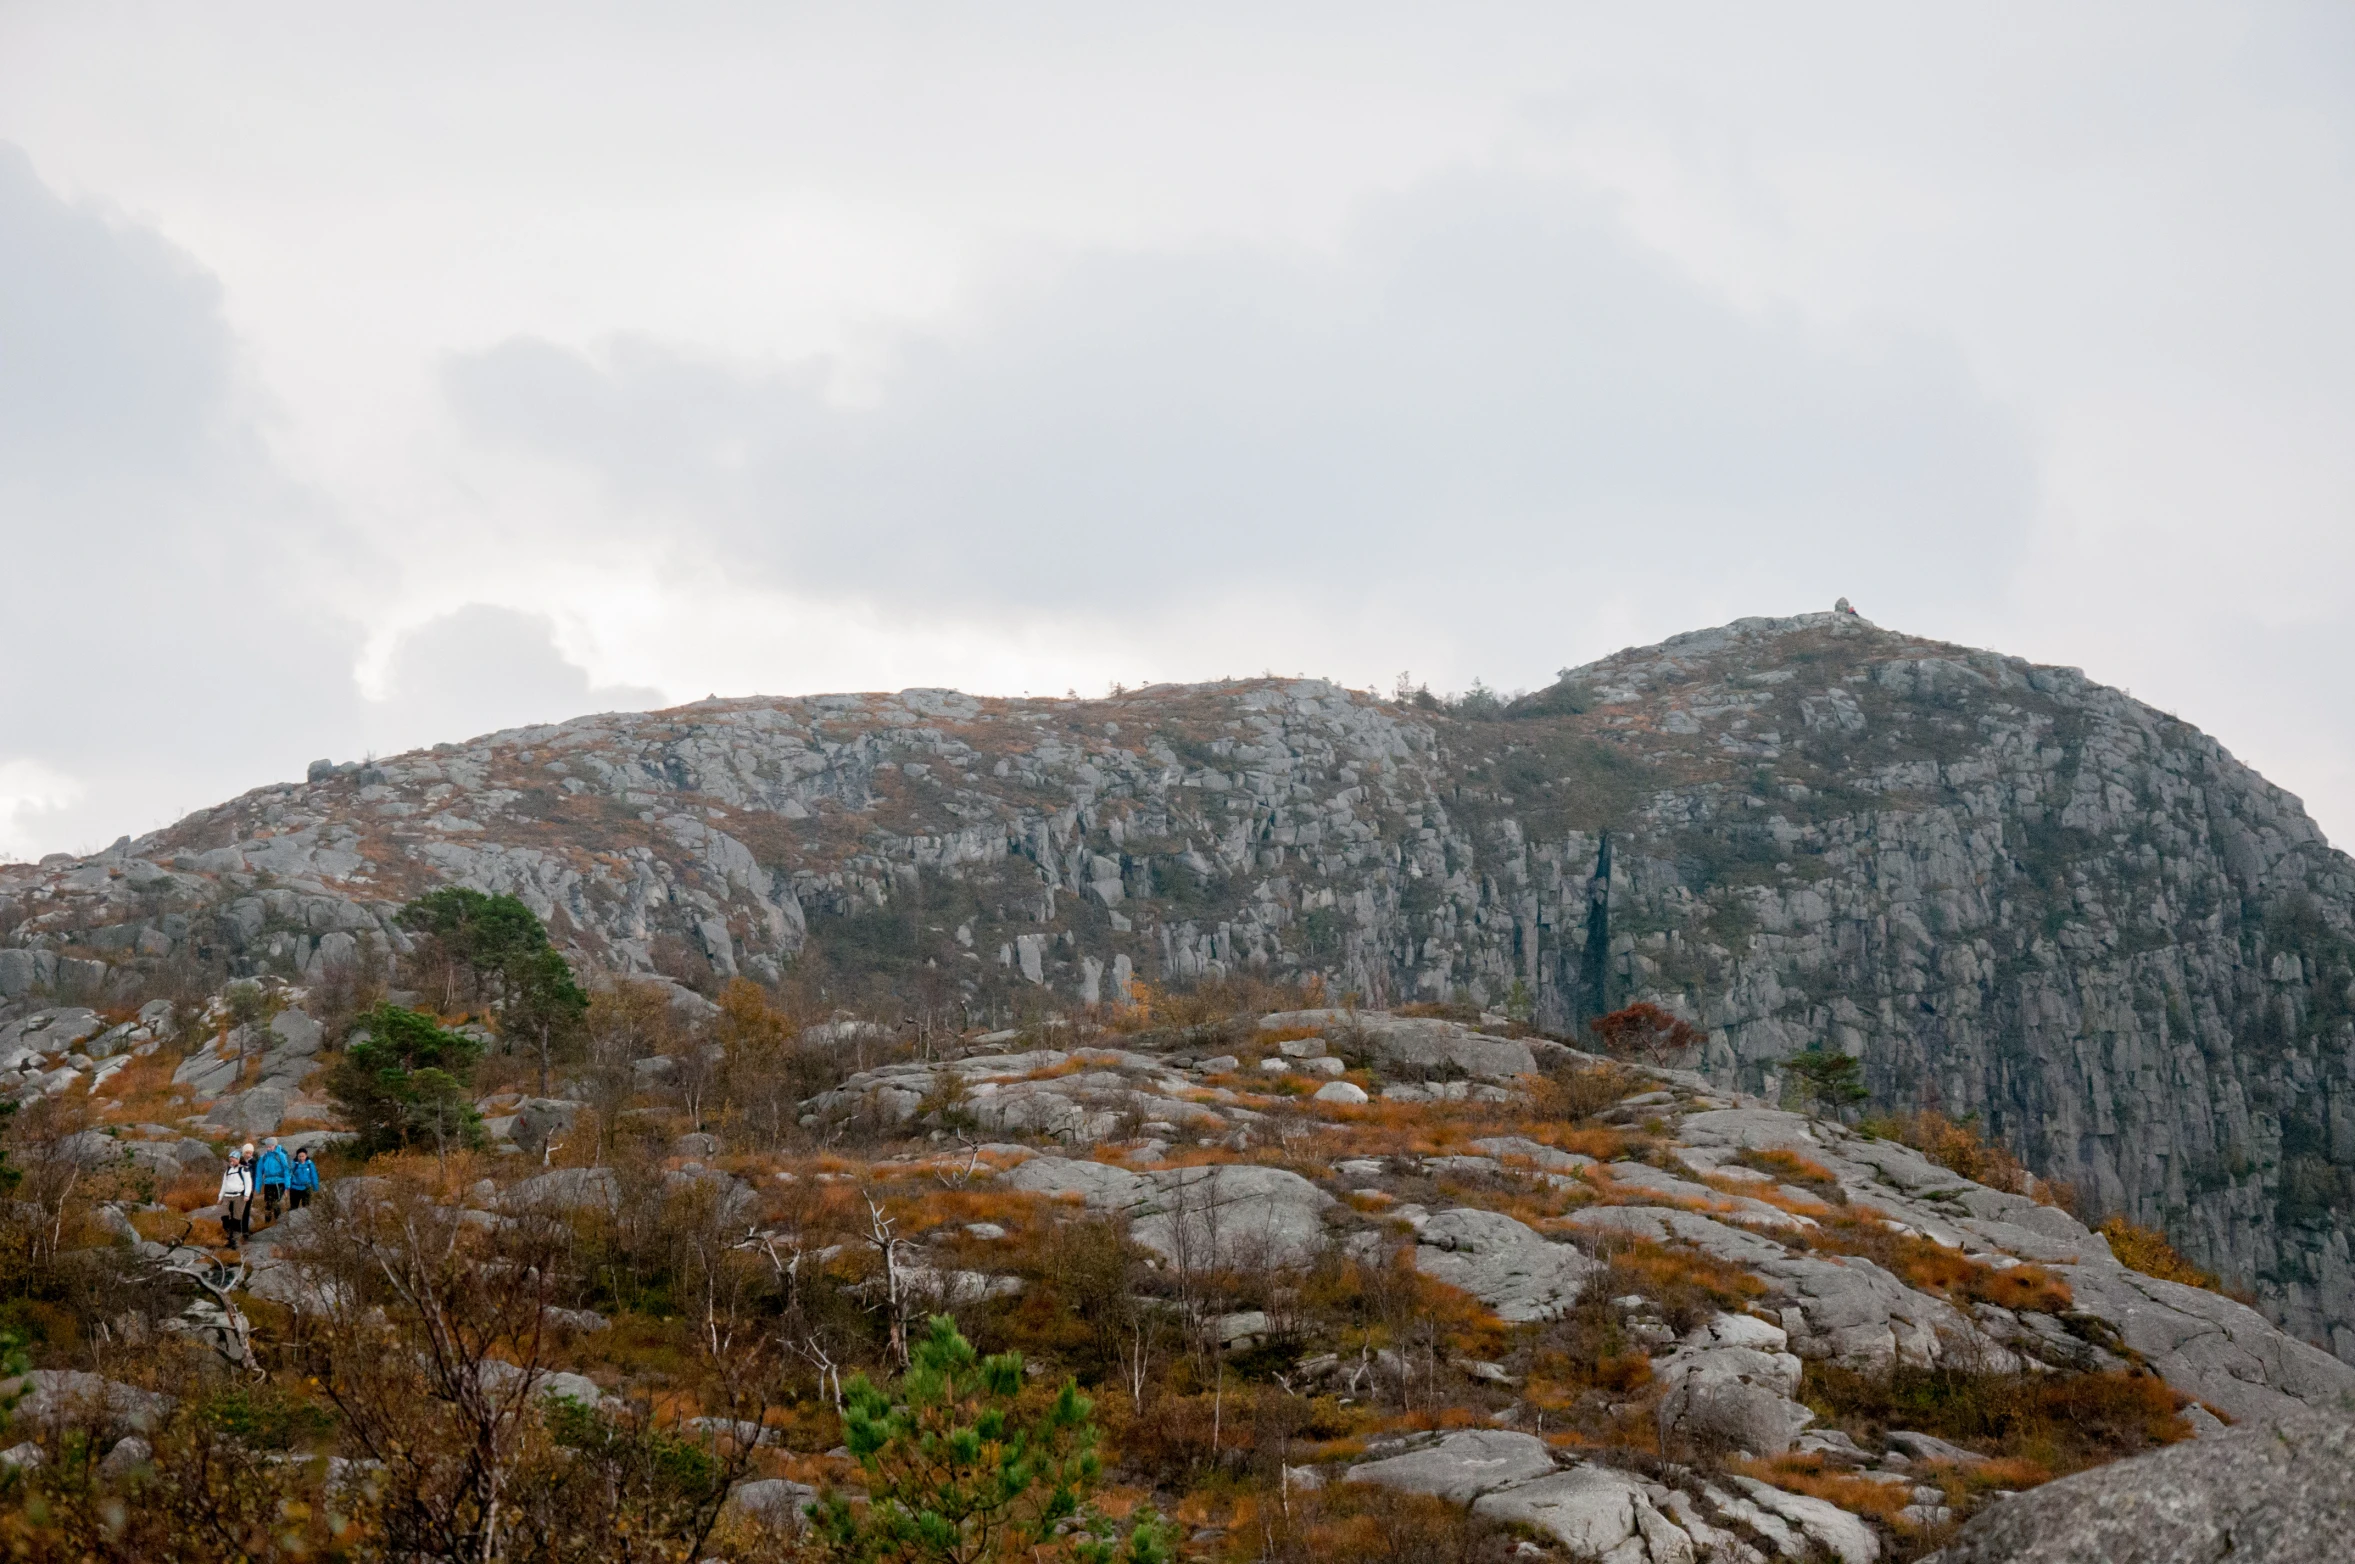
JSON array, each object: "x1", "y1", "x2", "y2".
[
  {"x1": 1782, "y1": 1044, "x2": 1869, "y2": 1117},
  {"x1": 328, "y1": 1004, "x2": 486, "y2": 1155},
  {"x1": 396, "y1": 888, "x2": 588, "y2": 1089},
  {"x1": 813, "y1": 1315, "x2": 1169, "y2": 1564}
]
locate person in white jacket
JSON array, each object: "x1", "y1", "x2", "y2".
[{"x1": 218, "y1": 1149, "x2": 256, "y2": 1247}]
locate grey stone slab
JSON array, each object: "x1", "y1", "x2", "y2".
[
  {"x1": 1923, "y1": 1410, "x2": 2355, "y2": 1564},
  {"x1": 1345, "y1": 1430, "x2": 1556, "y2": 1502},
  {"x1": 1413, "y1": 1207, "x2": 1595, "y2": 1322}
]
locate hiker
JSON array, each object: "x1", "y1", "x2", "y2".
[
  {"x1": 218, "y1": 1148, "x2": 256, "y2": 1248},
  {"x1": 256, "y1": 1136, "x2": 291, "y2": 1223},
  {"x1": 288, "y1": 1147, "x2": 321, "y2": 1211}
]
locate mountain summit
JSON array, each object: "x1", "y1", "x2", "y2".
[{"x1": 5, "y1": 607, "x2": 2353, "y2": 1358}]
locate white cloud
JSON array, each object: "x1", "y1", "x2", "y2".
[
  {"x1": 0, "y1": 760, "x2": 85, "y2": 863},
  {"x1": 357, "y1": 605, "x2": 667, "y2": 758}
]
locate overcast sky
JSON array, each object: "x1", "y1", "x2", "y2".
[{"x1": 3, "y1": 3, "x2": 2353, "y2": 859}]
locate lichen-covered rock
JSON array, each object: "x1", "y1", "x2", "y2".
[
  {"x1": 1344, "y1": 1430, "x2": 1557, "y2": 1502},
  {"x1": 1004, "y1": 1156, "x2": 1148, "y2": 1209},
  {"x1": 1260, "y1": 1011, "x2": 1538, "y2": 1081},
  {"x1": 203, "y1": 1085, "x2": 293, "y2": 1137},
  {"x1": 1129, "y1": 1165, "x2": 1334, "y2": 1269},
  {"x1": 512, "y1": 1097, "x2": 586, "y2": 1155},
  {"x1": 1413, "y1": 1207, "x2": 1595, "y2": 1322},
  {"x1": 1, "y1": 1371, "x2": 172, "y2": 1435},
  {"x1": 502, "y1": 1167, "x2": 621, "y2": 1215},
  {"x1": 723, "y1": 1477, "x2": 817, "y2": 1534},
  {"x1": 1654, "y1": 1314, "x2": 1814, "y2": 1456},
  {"x1": 1923, "y1": 1410, "x2": 2355, "y2": 1564},
  {"x1": 1722, "y1": 1477, "x2": 1879, "y2": 1564},
  {"x1": 1470, "y1": 1465, "x2": 1700, "y2": 1563},
  {"x1": 2051, "y1": 1263, "x2": 2355, "y2": 1425}
]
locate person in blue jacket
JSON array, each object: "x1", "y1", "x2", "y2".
[
  {"x1": 287, "y1": 1147, "x2": 321, "y2": 1212},
  {"x1": 255, "y1": 1137, "x2": 291, "y2": 1224}
]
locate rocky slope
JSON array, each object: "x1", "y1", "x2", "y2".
[
  {"x1": 33, "y1": 1003, "x2": 2354, "y2": 1563},
  {"x1": 5, "y1": 606, "x2": 2353, "y2": 1359}
]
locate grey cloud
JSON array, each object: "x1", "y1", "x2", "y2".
[
  {"x1": 360, "y1": 605, "x2": 666, "y2": 756},
  {"x1": 0, "y1": 145, "x2": 238, "y2": 484},
  {"x1": 446, "y1": 171, "x2": 2035, "y2": 626},
  {"x1": 0, "y1": 144, "x2": 364, "y2": 853},
  {"x1": 0, "y1": 144, "x2": 683, "y2": 859}
]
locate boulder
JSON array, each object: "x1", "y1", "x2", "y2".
[
  {"x1": 479, "y1": 1361, "x2": 612, "y2": 1409},
  {"x1": 1653, "y1": 1312, "x2": 1814, "y2": 1456},
  {"x1": 88, "y1": 1205, "x2": 139, "y2": 1245},
  {"x1": 53, "y1": 1130, "x2": 131, "y2": 1170},
  {"x1": 1470, "y1": 1465, "x2": 1698, "y2": 1562},
  {"x1": 723, "y1": 1476, "x2": 817, "y2": 1533},
  {"x1": 1130, "y1": 1165, "x2": 1335, "y2": 1269},
  {"x1": 1923, "y1": 1410, "x2": 2355, "y2": 1564},
  {"x1": 2, "y1": 1371, "x2": 173, "y2": 1435},
  {"x1": 203, "y1": 1086, "x2": 293, "y2": 1138},
  {"x1": 662, "y1": 1165, "x2": 758, "y2": 1222},
  {"x1": 1467, "y1": 1136, "x2": 1596, "y2": 1173},
  {"x1": 1566, "y1": 1204, "x2": 1792, "y2": 1268},
  {"x1": 1322, "y1": 1013, "x2": 1538, "y2": 1081},
  {"x1": 536, "y1": 1370, "x2": 608, "y2": 1407},
  {"x1": 503, "y1": 1167, "x2": 621, "y2": 1215},
  {"x1": 1656, "y1": 1356, "x2": 1814, "y2": 1457},
  {"x1": 1755, "y1": 1252, "x2": 2000, "y2": 1372},
  {"x1": 514, "y1": 1098, "x2": 587, "y2": 1155},
  {"x1": 0, "y1": 950, "x2": 57, "y2": 999},
  {"x1": 1724, "y1": 1477, "x2": 1879, "y2": 1564},
  {"x1": 33, "y1": 1010, "x2": 103, "y2": 1050},
  {"x1": 1345, "y1": 1430, "x2": 1557, "y2": 1501},
  {"x1": 96, "y1": 1435, "x2": 151, "y2": 1479},
  {"x1": 86, "y1": 1024, "x2": 138, "y2": 1061},
  {"x1": 1005, "y1": 1157, "x2": 1150, "y2": 1210},
  {"x1": 1412, "y1": 1207, "x2": 1595, "y2": 1322},
  {"x1": 268, "y1": 1009, "x2": 325, "y2": 1055},
  {"x1": 170, "y1": 1047, "x2": 244, "y2": 1102},
  {"x1": 1884, "y1": 1430, "x2": 1987, "y2": 1467},
  {"x1": 126, "y1": 1137, "x2": 220, "y2": 1182}
]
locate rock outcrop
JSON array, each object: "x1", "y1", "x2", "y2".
[
  {"x1": 5, "y1": 607, "x2": 2353, "y2": 1356},
  {"x1": 1923, "y1": 1409, "x2": 2355, "y2": 1564}
]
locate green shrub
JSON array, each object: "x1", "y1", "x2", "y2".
[{"x1": 328, "y1": 1004, "x2": 485, "y2": 1155}]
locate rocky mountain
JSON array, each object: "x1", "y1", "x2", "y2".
[{"x1": 5, "y1": 605, "x2": 2353, "y2": 1361}]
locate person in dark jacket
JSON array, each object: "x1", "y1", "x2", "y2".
[
  {"x1": 288, "y1": 1147, "x2": 321, "y2": 1211},
  {"x1": 256, "y1": 1137, "x2": 291, "y2": 1223}
]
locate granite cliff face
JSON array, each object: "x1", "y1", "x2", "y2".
[{"x1": 5, "y1": 608, "x2": 2353, "y2": 1359}]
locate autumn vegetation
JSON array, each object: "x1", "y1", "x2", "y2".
[{"x1": 0, "y1": 912, "x2": 2240, "y2": 1562}]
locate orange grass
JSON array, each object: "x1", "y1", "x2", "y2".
[
  {"x1": 1303, "y1": 1101, "x2": 1637, "y2": 1164},
  {"x1": 363, "y1": 1148, "x2": 503, "y2": 1203},
  {"x1": 1730, "y1": 1147, "x2": 1848, "y2": 1201},
  {"x1": 1600, "y1": 1237, "x2": 1769, "y2": 1313},
  {"x1": 1701, "y1": 1173, "x2": 1833, "y2": 1218},
  {"x1": 1735, "y1": 1455, "x2": 1915, "y2": 1524},
  {"x1": 2098, "y1": 1216, "x2": 2222, "y2": 1291},
  {"x1": 1805, "y1": 1207, "x2": 2074, "y2": 1313}
]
